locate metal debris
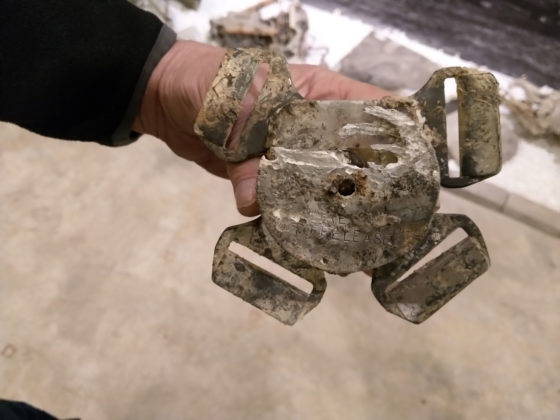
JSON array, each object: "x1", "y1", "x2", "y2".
[
  {"x1": 195, "y1": 49, "x2": 501, "y2": 325},
  {"x1": 210, "y1": 0, "x2": 308, "y2": 59},
  {"x1": 502, "y1": 78, "x2": 560, "y2": 140},
  {"x1": 213, "y1": 218, "x2": 326, "y2": 325}
]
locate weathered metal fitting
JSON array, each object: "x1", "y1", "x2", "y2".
[
  {"x1": 370, "y1": 213, "x2": 490, "y2": 323},
  {"x1": 194, "y1": 48, "x2": 301, "y2": 162},
  {"x1": 414, "y1": 67, "x2": 502, "y2": 187},
  {"x1": 259, "y1": 101, "x2": 440, "y2": 274},
  {"x1": 196, "y1": 49, "x2": 501, "y2": 325},
  {"x1": 212, "y1": 218, "x2": 326, "y2": 325}
]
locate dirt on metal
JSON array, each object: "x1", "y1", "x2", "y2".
[{"x1": 195, "y1": 48, "x2": 501, "y2": 325}]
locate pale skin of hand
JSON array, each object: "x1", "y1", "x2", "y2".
[{"x1": 133, "y1": 41, "x2": 390, "y2": 216}]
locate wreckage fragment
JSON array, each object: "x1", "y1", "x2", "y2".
[
  {"x1": 194, "y1": 48, "x2": 501, "y2": 325},
  {"x1": 210, "y1": 0, "x2": 308, "y2": 59},
  {"x1": 502, "y1": 78, "x2": 560, "y2": 140}
]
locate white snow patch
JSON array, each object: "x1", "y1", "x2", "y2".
[
  {"x1": 301, "y1": 5, "x2": 372, "y2": 67},
  {"x1": 489, "y1": 139, "x2": 560, "y2": 212}
]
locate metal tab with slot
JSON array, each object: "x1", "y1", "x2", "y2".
[
  {"x1": 370, "y1": 214, "x2": 490, "y2": 323},
  {"x1": 414, "y1": 67, "x2": 502, "y2": 188},
  {"x1": 212, "y1": 218, "x2": 326, "y2": 325}
]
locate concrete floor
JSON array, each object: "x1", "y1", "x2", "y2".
[{"x1": 1, "y1": 122, "x2": 559, "y2": 419}]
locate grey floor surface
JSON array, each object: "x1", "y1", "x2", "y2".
[{"x1": 1, "y1": 123, "x2": 559, "y2": 419}]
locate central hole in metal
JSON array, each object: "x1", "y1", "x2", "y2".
[{"x1": 338, "y1": 179, "x2": 356, "y2": 196}]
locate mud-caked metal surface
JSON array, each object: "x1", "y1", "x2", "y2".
[
  {"x1": 370, "y1": 213, "x2": 490, "y2": 323},
  {"x1": 194, "y1": 48, "x2": 501, "y2": 325},
  {"x1": 213, "y1": 218, "x2": 326, "y2": 325},
  {"x1": 259, "y1": 100, "x2": 440, "y2": 274}
]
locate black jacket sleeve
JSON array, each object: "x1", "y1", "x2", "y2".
[{"x1": 0, "y1": 0, "x2": 176, "y2": 146}]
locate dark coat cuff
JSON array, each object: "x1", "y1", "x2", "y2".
[{"x1": 111, "y1": 25, "x2": 177, "y2": 146}]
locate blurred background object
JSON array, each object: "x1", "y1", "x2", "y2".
[
  {"x1": 502, "y1": 79, "x2": 560, "y2": 140},
  {"x1": 209, "y1": 0, "x2": 309, "y2": 59},
  {"x1": 129, "y1": 0, "x2": 200, "y2": 23}
]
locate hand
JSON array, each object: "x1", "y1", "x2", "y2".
[{"x1": 134, "y1": 41, "x2": 390, "y2": 216}]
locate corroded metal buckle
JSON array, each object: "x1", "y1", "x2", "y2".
[
  {"x1": 213, "y1": 218, "x2": 326, "y2": 325},
  {"x1": 370, "y1": 214, "x2": 489, "y2": 324},
  {"x1": 195, "y1": 48, "x2": 501, "y2": 325}
]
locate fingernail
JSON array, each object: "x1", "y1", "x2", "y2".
[{"x1": 235, "y1": 178, "x2": 257, "y2": 210}]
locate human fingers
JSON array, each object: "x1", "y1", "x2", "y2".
[
  {"x1": 227, "y1": 157, "x2": 261, "y2": 216},
  {"x1": 335, "y1": 72, "x2": 391, "y2": 100},
  {"x1": 289, "y1": 64, "x2": 391, "y2": 100}
]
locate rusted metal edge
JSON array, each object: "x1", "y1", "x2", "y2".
[
  {"x1": 414, "y1": 67, "x2": 501, "y2": 188},
  {"x1": 371, "y1": 213, "x2": 490, "y2": 323},
  {"x1": 194, "y1": 48, "x2": 300, "y2": 162},
  {"x1": 212, "y1": 218, "x2": 326, "y2": 325}
]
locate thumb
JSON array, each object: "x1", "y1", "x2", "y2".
[{"x1": 227, "y1": 157, "x2": 261, "y2": 217}]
